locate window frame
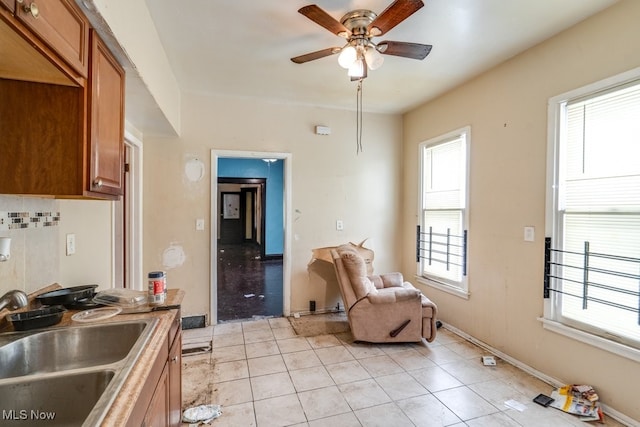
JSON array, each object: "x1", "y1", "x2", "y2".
[
  {"x1": 544, "y1": 66, "x2": 640, "y2": 362},
  {"x1": 416, "y1": 126, "x2": 471, "y2": 298}
]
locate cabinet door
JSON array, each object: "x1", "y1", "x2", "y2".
[
  {"x1": 168, "y1": 330, "x2": 182, "y2": 427},
  {"x1": 0, "y1": 79, "x2": 84, "y2": 196},
  {"x1": 88, "y1": 30, "x2": 125, "y2": 197},
  {"x1": 143, "y1": 365, "x2": 169, "y2": 427},
  {"x1": 1, "y1": 0, "x2": 14, "y2": 13},
  {"x1": 14, "y1": 0, "x2": 89, "y2": 77}
]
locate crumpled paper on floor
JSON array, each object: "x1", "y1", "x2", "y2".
[{"x1": 182, "y1": 404, "x2": 222, "y2": 425}]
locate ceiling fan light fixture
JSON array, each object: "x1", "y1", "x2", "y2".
[
  {"x1": 338, "y1": 46, "x2": 357, "y2": 68},
  {"x1": 364, "y1": 46, "x2": 384, "y2": 70},
  {"x1": 348, "y1": 58, "x2": 366, "y2": 78}
]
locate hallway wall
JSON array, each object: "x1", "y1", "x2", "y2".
[{"x1": 218, "y1": 158, "x2": 284, "y2": 256}]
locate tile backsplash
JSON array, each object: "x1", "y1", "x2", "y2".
[
  {"x1": 0, "y1": 196, "x2": 60, "y2": 295},
  {"x1": 0, "y1": 211, "x2": 61, "y2": 230}
]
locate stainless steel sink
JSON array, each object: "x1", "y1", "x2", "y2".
[
  {"x1": 0, "y1": 319, "x2": 158, "y2": 426},
  {"x1": 0, "y1": 370, "x2": 114, "y2": 425},
  {"x1": 0, "y1": 321, "x2": 148, "y2": 379}
]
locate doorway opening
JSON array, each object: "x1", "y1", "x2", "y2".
[
  {"x1": 218, "y1": 177, "x2": 280, "y2": 320},
  {"x1": 218, "y1": 178, "x2": 265, "y2": 257},
  {"x1": 211, "y1": 151, "x2": 291, "y2": 324},
  {"x1": 114, "y1": 130, "x2": 143, "y2": 290}
]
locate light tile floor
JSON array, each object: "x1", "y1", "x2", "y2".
[{"x1": 181, "y1": 319, "x2": 627, "y2": 427}]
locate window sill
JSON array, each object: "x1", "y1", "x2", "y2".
[
  {"x1": 415, "y1": 276, "x2": 470, "y2": 300},
  {"x1": 538, "y1": 317, "x2": 640, "y2": 363}
]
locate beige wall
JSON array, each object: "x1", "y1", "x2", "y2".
[
  {"x1": 58, "y1": 200, "x2": 114, "y2": 290},
  {"x1": 143, "y1": 93, "x2": 403, "y2": 319},
  {"x1": 402, "y1": 0, "x2": 640, "y2": 421}
]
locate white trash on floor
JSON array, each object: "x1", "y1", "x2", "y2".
[{"x1": 182, "y1": 404, "x2": 222, "y2": 425}]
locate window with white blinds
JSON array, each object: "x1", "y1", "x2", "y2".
[
  {"x1": 419, "y1": 128, "x2": 469, "y2": 291},
  {"x1": 549, "y1": 77, "x2": 640, "y2": 349}
]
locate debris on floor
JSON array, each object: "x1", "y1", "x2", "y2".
[
  {"x1": 482, "y1": 355, "x2": 496, "y2": 366},
  {"x1": 182, "y1": 404, "x2": 222, "y2": 425},
  {"x1": 533, "y1": 393, "x2": 554, "y2": 407},
  {"x1": 182, "y1": 341, "x2": 212, "y2": 356},
  {"x1": 549, "y1": 384, "x2": 604, "y2": 422},
  {"x1": 244, "y1": 293, "x2": 255, "y2": 298},
  {"x1": 504, "y1": 399, "x2": 527, "y2": 412}
]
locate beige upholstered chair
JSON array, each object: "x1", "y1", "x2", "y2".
[{"x1": 331, "y1": 245, "x2": 438, "y2": 343}]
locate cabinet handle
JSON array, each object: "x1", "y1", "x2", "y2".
[
  {"x1": 17, "y1": 1, "x2": 39, "y2": 19},
  {"x1": 93, "y1": 179, "x2": 103, "y2": 188}
]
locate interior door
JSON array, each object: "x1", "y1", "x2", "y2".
[
  {"x1": 241, "y1": 188, "x2": 257, "y2": 242},
  {"x1": 220, "y1": 192, "x2": 243, "y2": 244}
]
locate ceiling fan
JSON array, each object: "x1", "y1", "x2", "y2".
[{"x1": 291, "y1": 0, "x2": 432, "y2": 80}]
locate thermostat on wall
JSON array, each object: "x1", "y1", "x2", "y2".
[{"x1": 315, "y1": 125, "x2": 331, "y2": 135}]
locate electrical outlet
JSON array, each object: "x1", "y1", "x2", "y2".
[
  {"x1": 524, "y1": 226, "x2": 535, "y2": 242},
  {"x1": 336, "y1": 220, "x2": 344, "y2": 231},
  {"x1": 196, "y1": 219, "x2": 205, "y2": 231},
  {"x1": 66, "y1": 234, "x2": 76, "y2": 256}
]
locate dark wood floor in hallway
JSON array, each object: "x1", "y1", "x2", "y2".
[{"x1": 217, "y1": 242, "x2": 283, "y2": 321}]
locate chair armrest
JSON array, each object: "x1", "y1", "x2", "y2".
[
  {"x1": 367, "y1": 287, "x2": 420, "y2": 304},
  {"x1": 368, "y1": 272, "x2": 404, "y2": 289}
]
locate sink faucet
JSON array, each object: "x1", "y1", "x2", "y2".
[{"x1": 0, "y1": 290, "x2": 28, "y2": 312}]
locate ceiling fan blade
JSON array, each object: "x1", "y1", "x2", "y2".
[
  {"x1": 368, "y1": 0, "x2": 424, "y2": 36},
  {"x1": 377, "y1": 41, "x2": 432, "y2": 60},
  {"x1": 291, "y1": 47, "x2": 341, "y2": 64},
  {"x1": 298, "y1": 5, "x2": 350, "y2": 37}
]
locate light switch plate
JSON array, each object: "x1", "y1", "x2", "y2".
[
  {"x1": 196, "y1": 219, "x2": 205, "y2": 231},
  {"x1": 66, "y1": 233, "x2": 76, "y2": 256}
]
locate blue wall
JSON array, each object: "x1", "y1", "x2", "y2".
[{"x1": 218, "y1": 158, "x2": 284, "y2": 256}]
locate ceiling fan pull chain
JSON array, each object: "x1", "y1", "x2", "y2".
[{"x1": 357, "y1": 80, "x2": 364, "y2": 154}]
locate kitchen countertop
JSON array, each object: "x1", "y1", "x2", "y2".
[
  {"x1": 0, "y1": 285, "x2": 185, "y2": 426},
  {"x1": 101, "y1": 288, "x2": 184, "y2": 425}
]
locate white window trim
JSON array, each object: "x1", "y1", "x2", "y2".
[
  {"x1": 544, "y1": 66, "x2": 640, "y2": 361},
  {"x1": 415, "y1": 276, "x2": 470, "y2": 299},
  {"x1": 417, "y1": 126, "x2": 471, "y2": 298}
]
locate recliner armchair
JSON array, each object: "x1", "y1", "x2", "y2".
[{"x1": 331, "y1": 245, "x2": 438, "y2": 343}]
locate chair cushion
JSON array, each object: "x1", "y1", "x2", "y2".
[
  {"x1": 367, "y1": 287, "x2": 420, "y2": 304},
  {"x1": 338, "y1": 246, "x2": 377, "y2": 300}
]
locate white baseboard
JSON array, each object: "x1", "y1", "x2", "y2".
[
  {"x1": 291, "y1": 308, "x2": 345, "y2": 317},
  {"x1": 441, "y1": 322, "x2": 639, "y2": 427}
]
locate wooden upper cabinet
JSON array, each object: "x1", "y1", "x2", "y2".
[
  {"x1": 14, "y1": 0, "x2": 89, "y2": 77},
  {"x1": 0, "y1": 79, "x2": 85, "y2": 197},
  {"x1": 87, "y1": 30, "x2": 125, "y2": 197},
  {"x1": 0, "y1": 0, "x2": 14, "y2": 13},
  {"x1": 0, "y1": 13, "x2": 124, "y2": 199}
]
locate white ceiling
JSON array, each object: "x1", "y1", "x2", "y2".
[{"x1": 144, "y1": 0, "x2": 617, "y2": 114}]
